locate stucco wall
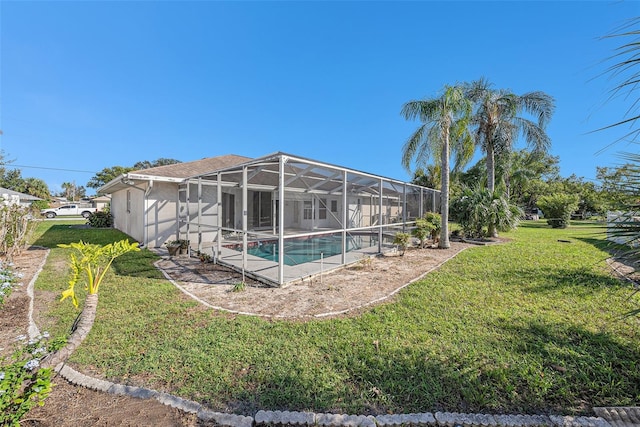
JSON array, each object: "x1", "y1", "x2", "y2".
[
  {"x1": 110, "y1": 181, "x2": 179, "y2": 248},
  {"x1": 111, "y1": 186, "x2": 145, "y2": 243},
  {"x1": 146, "y1": 181, "x2": 179, "y2": 248}
]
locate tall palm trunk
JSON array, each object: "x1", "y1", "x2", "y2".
[
  {"x1": 486, "y1": 143, "x2": 496, "y2": 193},
  {"x1": 440, "y1": 122, "x2": 451, "y2": 249},
  {"x1": 41, "y1": 293, "x2": 99, "y2": 370},
  {"x1": 486, "y1": 144, "x2": 498, "y2": 237}
]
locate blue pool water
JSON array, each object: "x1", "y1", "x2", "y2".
[{"x1": 246, "y1": 234, "x2": 377, "y2": 266}]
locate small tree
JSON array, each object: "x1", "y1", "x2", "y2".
[
  {"x1": 537, "y1": 193, "x2": 580, "y2": 228},
  {"x1": 41, "y1": 240, "x2": 140, "y2": 369},
  {"x1": 0, "y1": 202, "x2": 37, "y2": 261}
]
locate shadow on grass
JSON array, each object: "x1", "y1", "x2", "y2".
[
  {"x1": 210, "y1": 319, "x2": 640, "y2": 416},
  {"x1": 112, "y1": 250, "x2": 164, "y2": 279},
  {"x1": 32, "y1": 224, "x2": 134, "y2": 248},
  {"x1": 516, "y1": 266, "x2": 629, "y2": 294},
  {"x1": 32, "y1": 224, "x2": 163, "y2": 279},
  {"x1": 494, "y1": 319, "x2": 640, "y2": 411}
]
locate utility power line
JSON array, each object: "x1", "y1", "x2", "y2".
[{"x1": 6, "y1": 164, "x2": 96, "y2": 174}]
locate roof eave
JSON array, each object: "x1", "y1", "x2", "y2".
[{"x1": 98, "y1": 173, "x2": 185, "y2": 195}]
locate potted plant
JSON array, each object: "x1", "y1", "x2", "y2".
[
  {"x1": 165, "y1": 239, "x2": 189, "y2": 256},
  {"x1": 177, "y1": 239, "x2": 190, "y2": 255}
]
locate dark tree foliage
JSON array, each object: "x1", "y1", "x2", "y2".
[
  {"x1": 87, "y1": 158, "x2": 182, "y2": 189},
  {"x1": 0, "y1": 151, "x2": 51, "y2": 198}
]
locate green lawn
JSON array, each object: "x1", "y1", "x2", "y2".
[{"x1": 32, "y1": 220, "x2": 640, "y2": 415}]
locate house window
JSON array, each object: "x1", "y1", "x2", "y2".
[
  {"x1": 303, "y1": 201, "x2": 314, "y2": 220},
  {"x1": 319, "y1": 198, "x2": 327, "y2": 220},
  {"x1": 126, "y1": 190, "x2": 131, "y2": 213},
  {"x1": 331, "y1": 200, "x2": 338, "y2": 213}
]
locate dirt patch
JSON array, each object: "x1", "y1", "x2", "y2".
[
  {"x1": 23, "y1": 381, "x2": 200, "y2": 426},
  {"x1": 157, "y1": 241, "x2": 473, "y2": 318},
  {"x1": 0, "y1": 247, "x2": 48, "y2": 358}
]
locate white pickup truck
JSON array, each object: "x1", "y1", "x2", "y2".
[{"x1": 41, "y1": 204, "x2": 98, "y2": 219}]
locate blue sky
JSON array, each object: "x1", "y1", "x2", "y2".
[{"x1": 1, "y1": 1, "x2": 639, "y2": 195}]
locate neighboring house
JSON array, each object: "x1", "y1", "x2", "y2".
[
  {"x1": 90, "y1": 195, "x2": 111, "y2": 211},
  {"x1": 99, "y1": 152, "x2": 440, "y2": 286},
  {"x1": 0, "y1": 187, "x2": 43, "y2": 207}
]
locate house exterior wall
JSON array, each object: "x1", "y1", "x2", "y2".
[
  {"x1": 111, "y1": 181, "x2": 180, "y2": 248},
  {"x1": 111, "y1": 186, "x2": 145, "y2": 243},
  {"x1": 146, "y1": 182, "x2": 179, "y2": 248}
]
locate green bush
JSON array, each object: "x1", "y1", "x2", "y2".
[
  {"x1": 537, "y1": 193, "x2": 580, "y2": 228},
  {"x1": 0, "y1": 261, "x2": 21, "y2": 308},
  {"x1": 30, "y1": 200, "x2": 49, "y2": 212},
  {"x1": 392, "y1": 232, "x2": 410, "y2": 255},
  {"x1": 412, "y1": 213, "x2": 441, "y2": 247},
  {"x1": 0, "y1": 333, "x2": 64, "y2": 425},
  {"x1": 0, "y1": 203, "x2": 38, "y2": 261},
  {"x1": 451, "y1": 186, "x2": 522, "y2": 238},
  {"x1": 87, "y1": 211, "x2": 114, "y2": 228},
  {"x1": 412, "y1": 219, "x2": 432, "y2": 248}
]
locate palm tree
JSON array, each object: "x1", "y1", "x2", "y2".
[
  {"x1": 401, "y1": 84, "x2": 473, "y2": 249},
  {"x1": 465, "y1": 78, "x2": 555, "y2": 236}
]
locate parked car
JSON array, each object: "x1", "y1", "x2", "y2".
[{"x1": 41, "y1": 204, "x2": 97, "y2": 219}]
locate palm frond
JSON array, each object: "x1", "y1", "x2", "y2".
[
  {"x1": 514, "y1": 117, "x2": 552, "y2": 152},
  {"x1": 519, "y1": 91, "x2": 556, "y2": 128},
  {"x1": 401, "y1": 123, "x2": 429, "y2": 171},
  {"x1": 593, "y1": 17, "x2": 640, "y2": 143}
]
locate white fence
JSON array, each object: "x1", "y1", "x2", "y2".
[{"x1": 607, "y1": 211, "x2": 640, "y2": 246}]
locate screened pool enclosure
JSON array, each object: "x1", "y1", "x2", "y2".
[{"x1": 177, "y1": 153, "x2": 440, "y2": 286}]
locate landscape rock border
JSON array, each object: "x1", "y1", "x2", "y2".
[{"x1": 23, "y1": 247, "x2": 625, "y2": 427}]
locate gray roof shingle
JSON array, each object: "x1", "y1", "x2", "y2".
[{"x1": 129, "y1": 154, "x2": 252, "y2": 179}]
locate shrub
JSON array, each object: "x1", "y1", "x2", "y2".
[
  {"x1": 411, "y1": 221, "x2": 432, "y2": 248},
  {"x1": 537, "y1": 193, "x2": 580, "y2": 228},
  {"x1": 0, "y1": 332, "x2": 64, "y2": 425},
  {"x1": 393, "y1": 232, "x2": 411, "y2": 255},
  {"x1": 87, "y1": 211, "x2": 114, "y2": 228},
  {"x1": 0, "y1": 261, "x2": 23, "y2": 308},
  {"x1": 451, "y1": 186, "x2": 522, "y2": 238},
  {"x1": 30, "y1": 200, "x2": 49, "y2": 212},
  {"x1": 412, "y1": 213, "x2": 441, "y2": 248},
  {"x1": 0, "y1": 203, "x2": 38, "y2": 261},
  {"x1": 423, "y1": 212, "x2": 441, "y2": 240}
]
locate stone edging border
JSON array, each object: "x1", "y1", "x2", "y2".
[
  {"x1": 153, "y1": 244, "x2": 472, "y2": 319},
  {"x1": 24, "y1": 246, "x2": 616, "y2": 427}
]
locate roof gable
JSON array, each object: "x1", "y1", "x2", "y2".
[{"x1": 0, "y1": 187, "x2": 43, "y2": 201}]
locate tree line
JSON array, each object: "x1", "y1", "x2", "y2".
[{"x1": 0, "y1": 155, "x2": 181, "y2": 202}]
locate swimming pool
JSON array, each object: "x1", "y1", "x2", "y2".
[{"x1": 246, "y1": 234, "x2": 378, "y2": 266}]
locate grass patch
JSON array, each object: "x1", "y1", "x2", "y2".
[{"x1": 33, "y1": 220, "x2": 640, "y2": 415}]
